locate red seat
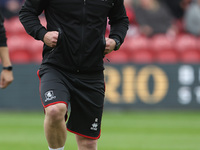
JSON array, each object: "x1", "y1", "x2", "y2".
[
  {"x1": 32, "y1": 50, "x2": 43, "y2": 64},
  {"x1": 175, "y1": 34, "x2": 198, "y2": 52},
  {"x1": 150, "y1": 34, "x2": 174, "y2": 51},
  {"x1": 129, "y1": 50, "x2": 154, "y2": 63},
  {"x1": 7, "y1": 35, "x2": 27, "y2": 53},
  {"x1": 175, "y1": 34, "x2": 200, "y2": 63},
  {"x1": 23, "y1": 37, "x2": 43, "y2": 63},
  {"x1": 105, "y1": 50, "x2": 129, "y2": 64},
  {"x1": 7, "y1": 35, "x2": 32, "y2": 64},
  {"x1": 126, "y1": 36, "x2": 149, "y2": 53},
  {"x1": 119, "y1": 37, "x2": 132, "y2": 55},
  {"x1": 195, "y1": 37, "x2": 200, "y2": 51},
  {"x1": 4, "y1": 17, "x2": 26, "y2": 35},
  {"x1": 156, "y1": 51, "x2": 178, "y2": 63},
  {"x1": 122, "y1": 36, "x2": 150, "y2": 59},
  {"x1": 28, "y1": 39, "x2": 43, "y2": 53},
  {"x1": 150, "y1": 34, "x2": 178, "y2": 63},
  {"x1": 10, "y1": 50, "x2": 31, "y2": 64},
  {"x1": 180, "y1": 50, "x2": 200, "y2": 63},
  {"x1": 125, "y1": 36, "x2": 154, "y2": 63}
]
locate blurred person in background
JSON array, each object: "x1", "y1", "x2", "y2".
[
  {"x1": 106, "y1": 0, "x2": 137, "y2": 37},
  {"x1": 0, "y1": 12, "x2": 13, "y2": 88},
  {"x1": 133, "y1": 0, "x2": 176, "y2": 37},
  {"x1": 0, "y1": 0, "x2": 23, "y2": 19},
  {"x1": 160, "y1": 0, "x2": 192, "y2": 34},
  {"x1": 184, "y1": 0, "x2": 200, "y2": 36},
  {"x1": 124, "y1": 0, "x2": 137, "y2": 25},
  {"x1": 161, "y1": 0, "x2": 192, "y2": 20},
  {"x1": 124, "y1": 0, "x2": 140, "y2": 37},
  {"x1": 19, "y1": 0, "x2": 128, "y2": 150}
]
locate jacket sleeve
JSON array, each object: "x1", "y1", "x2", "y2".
[
  {"x1": 0, "y1": 12, "x2": 7, "y2": 47},
  {"x1": 108, "y1": 0, "x2": 129, "y2": 44},
  {"x1": 19, "y1": 0, "x2": 48, "y2": 41}
]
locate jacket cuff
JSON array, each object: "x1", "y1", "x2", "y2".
[
  {"x1": 37, "y1": 27, "x2": 47, "y2": 41},
  {"x1": 109, "y1": 35, "x2": 121, "y2": 44},
  {"x1": 0, "y1": 40, "x2": 7, "y2": 47}
]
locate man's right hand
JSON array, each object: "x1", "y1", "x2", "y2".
[
  {"x1": 0, "y1": 70, "x2": 14, "y2": 89},
  {"x1": 43, "y1": 31, "x2": 59, "y2": 47}
]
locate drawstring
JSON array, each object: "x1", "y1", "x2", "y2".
[
  {"x1": 105, "y1": 57, "x2": 110, "y2": 62},
  {"x1": 103, "y1": 54, "x2": 110, "y2": 62}
]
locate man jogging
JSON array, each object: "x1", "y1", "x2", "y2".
[
  {"x1": 0, "y1": 12, "x2": 13, "y2": 89},
  {"x1": 19, "y1": 0, "x2": 129, "y2": 150}
]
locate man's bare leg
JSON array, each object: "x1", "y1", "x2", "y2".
[
  {"x1": 44, "y1": 103, "x2": 67, "y2": 149},
  {"x1": 76, "y1": 135, "x2": 98, "y2": 150}
]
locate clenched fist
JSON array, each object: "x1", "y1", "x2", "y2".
[{"x1": 43, "y1": 31, "x2": 59, "y2": 47}]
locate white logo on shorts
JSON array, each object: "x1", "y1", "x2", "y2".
[
  {"x1": 90, "y1": 118, "x2": 98, "y2": 131},
  {"x1": 45, "y1": 90, "x2": 56, "y2": 102}
]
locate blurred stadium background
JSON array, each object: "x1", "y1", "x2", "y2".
[{"x1": 0, "y1": 0, "x2": 200, "y2": 150}]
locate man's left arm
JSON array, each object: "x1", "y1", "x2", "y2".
[{"x1": 107, "y1": 0, "x2": 129, "y2": 51}]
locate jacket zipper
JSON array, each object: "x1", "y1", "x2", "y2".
[{"x1": 77, "y1": 0, "x2": 86, "y2": 72}]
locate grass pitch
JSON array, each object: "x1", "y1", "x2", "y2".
[{"x1": 0, "y1": 111, "x2": 199, "y2": 150}]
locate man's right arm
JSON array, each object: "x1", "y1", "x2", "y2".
[
  {"x1": 0, "y1": 12, "x2": 13, "y2": 88},
  {"x1": 0, "y1": 13, "x2": 7, "y2": 47},
  {"x1": 19, "y1": 0, "x2": 48, "y2": 41}
]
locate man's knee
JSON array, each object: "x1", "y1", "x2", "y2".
[
  {"x1": 85, "y1": 139, "x2": 97, "y2": 149},
  {"x1": 45, "y1": 103, "x2": 67, "y2": 123},
  {"x1": 76, "y1": 135, "x2": 98, "y2": 149}
]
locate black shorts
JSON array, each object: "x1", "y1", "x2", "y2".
[{"x1": 37, "y1": 65, "x2": 105, "y2": 139}]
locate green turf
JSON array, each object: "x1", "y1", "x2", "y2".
[{"x1": 0, "y1": 111, "x2": 200, "y2": 150}]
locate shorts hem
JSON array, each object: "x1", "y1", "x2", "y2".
[
  {"x1": 44, "y1": 101, "x2": 68, "y2": 108},
  {"x1": 67, "y1": 128, "x2": 101, "y2": 140}
]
